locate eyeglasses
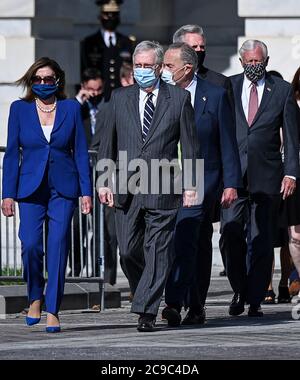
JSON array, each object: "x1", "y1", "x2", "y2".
[
  {"x1": 31, "y1": 75, "x2": 57, "y2": 85},
  {"x1": 133, "y1": 64, "x2": 158, "y2": 70}
]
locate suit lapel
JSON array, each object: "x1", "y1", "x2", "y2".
[
  {"x1": 251, "y1": 74, "x2": 275, "y2": 126},
  {"x1": 30, "y1": 101, "x2": 48, "y2": 142},
  {"x1": 127, "y1": 84, "x2": 143, "y2": 144},
  {"x1": 233, "y1": 74, "x2": 249, "y2": 126},
  {"x1": 195, "y1": 77, "x2": 208, "y2": 124},
  {"x1": 143, "y1": 80, "x2": 170, "y2": 145},
  {"x1": 29, "y1": 100, "x2": 67, "y2": 142},
  {"x1": 51, "y1": 100, "x2": 67, "y2": 135}
]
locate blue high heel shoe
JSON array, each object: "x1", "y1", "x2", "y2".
[
  {"x1": 26, "y1": 298, "x2": 44, "y2": 326},
  {"x1": 46, "y1": 313, "x2": 60, "y2": 333},
  {"x1": 26, "y1": 316, "x2": 41, "y2": 326},
  {"x1": 46, "y1": 326, "x2": 61, "y2": 333}
]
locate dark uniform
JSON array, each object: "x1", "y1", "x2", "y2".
[{"x1": 80, "y1": 1, "x2": 134, "y2": 101}]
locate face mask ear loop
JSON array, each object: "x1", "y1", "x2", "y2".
[{"x1": 173, "y1": 65, "x2": 187, "y2": 84}]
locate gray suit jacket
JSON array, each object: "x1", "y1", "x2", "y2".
[
  {"x1": 231, "y1": 72, "x2": 300, "y2": 195},
  {"x1": 96, "y1": 80, "x2": 200, "y2": 209}
]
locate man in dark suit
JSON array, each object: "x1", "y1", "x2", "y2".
[
  {"x1": 97, "y1": 41, "x2": 200, "y2": 332},
  {"x1": 173, "y1": 25, "x2": 233, "y2": 276},
  {"x1": 70, "y1": 68, "x2": 107, "y2": 279},
  {"x1": 76, "y1": 68, "x2": 104, "y2": 146},
  {"x1": 81, "y1": 0, "x2": 134, "y2": 101},
  {"x1": 173, "y1": 24, "x2": 233, "y2": 110},
  {"x1": 161, "y1": 43, "x2": 242, "y2": 327},
  {"x1": 220, "y1": 39, "x2": 299, "y2": 317}
]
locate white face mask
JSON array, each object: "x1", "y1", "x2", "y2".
[
  {"x1": 161, "y1": 69, "x2": 175, "y2": 85},
  {"x1": 161, "y1": 66, "x2": 186, "y2": 86}
]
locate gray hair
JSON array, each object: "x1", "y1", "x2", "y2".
[
  {"x1": 173, "y1": 24, "x2": 205, "y2": 43},
  {"x1": 167, "y1": 42, "x2": 198, "y2": 72},
  {"x1": 133, "y1": 40, "x2": 164, "y2": 66},
  {"x1": 239, "y1": 40, "x2": 268, "y2": 60}
]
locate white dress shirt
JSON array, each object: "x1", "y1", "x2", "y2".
[
  {"x1": 102, "y1": 30, "x2": 116, "y2": 47},
  {"x1": 41, "y1": 125, "x2": 53, "y2": 143},
  {"x1": 139, "y1": 80, "x2": 160, "y2": 127},
  {"x1": 184, "y1": 75, "x2": 198, "y2": 108},
  {"x1": 241, "y1": 75, "x2": 265, "y2": 120}
]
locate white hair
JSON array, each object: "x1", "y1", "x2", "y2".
[
  {"x1": 133, "y1": 41, "x2": 164, "y2": 66},
  {"x1": 173, "y1": 24, "x2": 205, "y2": 43},
  {"x1": 239, "y1": 40, "x2": 268, "y2": 60}
]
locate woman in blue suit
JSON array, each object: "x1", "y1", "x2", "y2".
[{"x1": 1, "y1": 57, "x2": 92, "y2": 333}]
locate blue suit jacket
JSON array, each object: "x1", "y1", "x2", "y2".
[
  {"x1": 2, "y1": 99, "x2": 92, "y2": 200},
  {"x1": 194, "y1": 76, "x2": 242, "y2": 200}
]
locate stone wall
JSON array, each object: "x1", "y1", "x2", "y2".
[{"x1": 224, "y1": 0, "x2": 300, "y2": 82}]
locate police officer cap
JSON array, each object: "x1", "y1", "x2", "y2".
[{"x1": 95, "y1": 0, "x2": 123, "y2": 12}]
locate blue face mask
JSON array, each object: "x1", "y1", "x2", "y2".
[
  {"x1": 133, "y1": 68, "x2": 159, "y2": 89},
  {"x1": 161, "y1": 69, "x2": 175, "y2": 85},
  {"x1": 32, "y1": 84, "x2": 58, "y2": 100}
]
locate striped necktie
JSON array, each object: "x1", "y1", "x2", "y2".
[{"x1": 142, "y1": 93, "x2": 155, "y2": 142}]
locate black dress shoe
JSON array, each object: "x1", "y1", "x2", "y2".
[
  {"x1": 248, "y1": 305, "x2": 263, "y2": 317},
  {"x1": 161, "y1": 307, "x2": 181, "y2": 327},
  {"x1": 229, "y1": 293, "x2": 245, "y2": 316},
  {"x1": 137, "y1": 314, "x2": 156, "y2": 332},
  {"x1": 219, "y1": 269, "x2": 227, "y2": 277},
  {"x1": 277, "y1": 286, "x2": 291, "y2": 304},
  {"x1": 181, "y1": 307, "x2": 206, "y2": 326}
]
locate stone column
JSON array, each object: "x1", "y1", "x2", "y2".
[{"x1": 224, "y1": 0, "x2": 300, "y2": 81}]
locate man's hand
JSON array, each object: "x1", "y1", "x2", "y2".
[
  {"x1": 76, "y1": 88, "x2": 92, "y2": 104},
  {"x1": 98, "y1": 187, "x2": 114, "y2": 207},
  {"x1": 1, "y1": 198, "x2": 15, "y2": 217},
  {"x1": 221, "y1": 188, "x2": 238, "y2": 209},
  {"x1": 81, "y1": 196, "x2": 93, "y2": 215},
  {"x1": 183, "y1": 190, "x2": 198, "y2": 207},
  {"x1": 281, "y1": 176, "x2": 296, "y2": 200}
]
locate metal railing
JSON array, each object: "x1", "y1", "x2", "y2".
[{"x1": 0, "y1": 147, "x2": 105, "y2": 309}]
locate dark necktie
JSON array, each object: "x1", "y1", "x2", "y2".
[
  {"x1": 248, "y1": 82, "x2": 258, "y2": 126},
  {"x1": 142, "y1": 93, "x2": 155, "y2": 142},
  {"x1": 109, "y1": 34, "x2": 113, "y2": 48}
]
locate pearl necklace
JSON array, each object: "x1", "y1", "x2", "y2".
[{"x1": 35, "y1": 98, "x2": 57, "y2": 113}]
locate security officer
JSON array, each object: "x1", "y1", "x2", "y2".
[{"x1": 81, "y1": 0, "x2": 135, "y2": 101}]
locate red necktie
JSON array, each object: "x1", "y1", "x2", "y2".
[{"x1": 248, "y1": 82, "x2": 258, "y2": 126}]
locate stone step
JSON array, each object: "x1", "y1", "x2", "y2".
[{"x1": 0, "y1": 282, "x2": 121, "y2": 316}]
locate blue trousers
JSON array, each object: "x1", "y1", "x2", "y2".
[
  {"x1": 165, "y1": 201, "x2": 214, "y2": 311},
  {"x1": 18, "y1": 173, "x2": 77, "y2": 314}
]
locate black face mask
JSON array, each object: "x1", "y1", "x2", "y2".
[
  {"x1": 101, "y1": 16, "x2": 120, "y2": 31},
  {"x1": 196, "y1": 51, "x2": 206, "y2": 70},
  {"x1": 89, "y1": 94, "x2": 103, "y2": 107},
  {"x1": 243, "y1": 62, "x2": 266, "y2": 83}
]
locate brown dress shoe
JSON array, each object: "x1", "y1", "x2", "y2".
[{"x1": 289, "y1": 280, "x2": 300, "y2": 297}]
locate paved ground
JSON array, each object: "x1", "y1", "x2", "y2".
[{"x1": 0, "y1": 266, "x2": 299, "y2": 360}]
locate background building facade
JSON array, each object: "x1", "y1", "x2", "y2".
[{"x1": 0, "y1": 0, "x2": 300, "y2": 145}]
